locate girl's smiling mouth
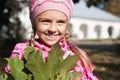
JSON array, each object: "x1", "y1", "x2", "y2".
[{"x1": 45, "y1": 33, "x2": 59, "y2": 41}]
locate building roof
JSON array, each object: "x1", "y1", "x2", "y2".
[{"x1": 73, "y1": 0, "x2": 120, "y2": 22}]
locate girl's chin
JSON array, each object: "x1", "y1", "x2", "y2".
[
  {"x1": 45, "y1": 38, "x2": 63, "y2": 47},
  {"x1": 45, "y1": 41, "x2": 58, "y2": 47},
  {"x1": 45, "y1": 35, "x2": 58, "y2": 41}
]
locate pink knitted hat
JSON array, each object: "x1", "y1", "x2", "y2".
[{"x1": 29, "y1": 0, "x2": 74, "y2": 22}]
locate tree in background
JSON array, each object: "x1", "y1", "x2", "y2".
[
  {"x1": 85, "y1": 0, "x2": 109, "y2": 7},
  {"x1": 0, "y1": 0, "x2": 28, "y2": 57},
  {"x1": 73, "y1": 0, "x2": 80, "y2": 4},
  {"x1": 105, "y1": 0, "x2": 120, "y2": 18},
  {"x1": 85, "y1": 0, "x2": 120, "y2": 18}
]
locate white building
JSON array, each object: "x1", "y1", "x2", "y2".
[{"x1": 70, "y1": 0, "x2": 120, "y2": 40}]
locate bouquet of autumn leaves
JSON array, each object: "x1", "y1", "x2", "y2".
[{"x1": 0, "y1": 43, "x2": 81, "y2": 80}]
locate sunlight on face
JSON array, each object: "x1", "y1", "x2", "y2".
[{"x1": 34, "y1": 10, "x2": 68, "y2": 47}]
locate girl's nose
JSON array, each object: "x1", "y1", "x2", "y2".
[{"x1": 48, "y1": 23, "x2": 57, "y2": 34}]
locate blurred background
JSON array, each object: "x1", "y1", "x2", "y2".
[{"x1": 0, "y1": 0, "x2": 120, "y2": 80}]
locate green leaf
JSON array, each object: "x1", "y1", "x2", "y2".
[
  {"x1": 65, "y1": 72, "x2": 82, "y2": 80},
  {"x1": 46, "y1": 43, "x2": 64, "y2": 79},
  {"x1": 60, "y1": 54, "x2": 79, "y2": 74},
  {"x1": 0, "y1": 74, "x2": 8, "y2": 80},
  {"x1": 27, "y1": 74, "x2": 33, "y2": 80},
  {"x1": 25, "y1": 48, "x2": 47, "y2": 80},
  {"x1": 55, "y1": 54, "x2": 80, "y2": 80},
  {"x1": 24, "y1": 46, "x2": 36, "y2": 60},
  {"x1": 7, "y1": 58, "x2": 27, "y2": 80},
  {"x1": 25, "y1": 43, "x2": 81, "y2": 80}
]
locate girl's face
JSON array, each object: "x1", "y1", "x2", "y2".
[{"x1": 34, "y1": 10, "x2": 68, "y2": 47}]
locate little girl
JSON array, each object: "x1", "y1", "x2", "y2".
[{"x1": 5, "y1": 0, "x2": 98, "y2": 80}]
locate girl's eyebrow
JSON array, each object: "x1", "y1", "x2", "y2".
[
  {"x1": 58, "y1": 18, "x2": 68, "y2": 21},
  {"x1": 37, "y1": 17, "x2": 68, "y2": 22},
  {"x1": 37, "y1": 17, "x2": 48, "y2": 20},
  {"x1": 37, "y1": 18, "x2": 51, "y2": 21},
  {"x1": 57, "y1": 20, "x2": 66, "y2": 23}
]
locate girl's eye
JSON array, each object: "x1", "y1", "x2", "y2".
[
  {"x1": 38, "y1": 19, "x2": 51, "y2": 25},
  {"x1": 57, "y1": 20, "x2": 66, "y2": 26}
]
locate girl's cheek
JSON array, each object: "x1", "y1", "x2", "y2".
[
  {"x1": 36, "y1": 25, "x2": 48, "y2": 30},
  {"x1": 59, "y1": 26, "x2": 67, "y2": 32}
]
